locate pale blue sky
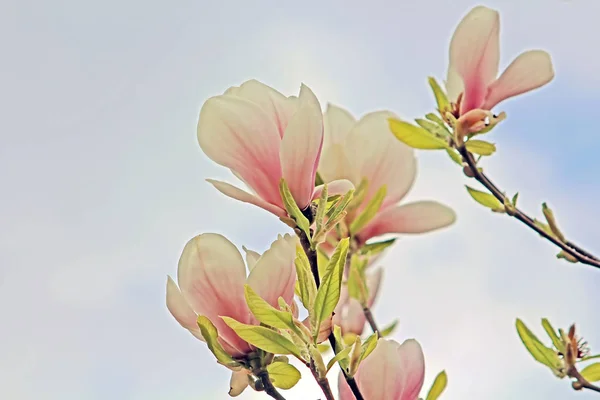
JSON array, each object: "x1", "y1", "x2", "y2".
[{"x1": 1, "y1": 0, "x2": 599, "y2": 399}]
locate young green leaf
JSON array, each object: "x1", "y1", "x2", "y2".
[
  {"x1": 465, "y1": 140, "x2": 497, "y2": 156},
  {"x1": 446, "y1": 148, "x2": 463, "y2": 166},
  {"x1": 326, "y1": 346, "x2": 353, "y2": 373},
  {"x1": 326, "y1": 189, "x2": 355, "y2": 222},
  {"x1": 541, "y1": 318, "x2": 564, "y2": 353},
  {"x1": 350, "y1": 185, "x2": 387, "y2": 235},
  {"x1": 542, "y1": 203, "x2": 565, "y2": 242},
  {"x1": 315, "y1": 183, "x2": 328, "y2": 233},
  {"x1": 267, "y1": 362, "x2": 302, "y2": 389},
  {"x1": 333, "y1": 325, "x2": 344, "y2": 354},
  {"x1": 358, "y1": 238, "x2": 397, "y2": 256},
  {"x1": 533, "y1": 218, "x2": 557, "y2": 239},
  {"x1": 294, "y1": 248, "x2": 317, "y2": 311},
  {"x1": 581, "y1": 363, "x2": 600, "y2": 382},
  {"x1": 279, "y1": 178, "x2": 311, "y2": 237},
  {"x1": 515, "y1": 319, "x2": 563, "y2": 371},
  {"x1": 314, "y1": 171, "x2": 325, "y2": 187},
  {"x1": 512, "y1": 192, "x2": 519, "y2": 206},
  {"x1": 465, "y1": 186, "x2": 504, "y2": 211},
  {"x1": 347, "y1": 255, "x2": 368, "y2": 303},
  {"x1": 348, "y1": 336, "x2": 363, "y2": 377},
  {"x1": 428, "y1": 77, "x2": 450, "y2": 113},
  {"x1": 581, "y1": 354, "x2": 600, "y2": 362},
  {"x1": 347, "y1": 178, "x2": 369, "y2": 212},
  {"x1": 197, "y1": 316, "x2": 238, "y2": 366},
  {"x1": 380, "y1": 320, "x2": 399, "y2": 337},
  {"x1": 312, "y1": 238, "x2": 349, "y2": 339},
  {"x1": 221, "y1": 317, "x2": 304, "y2": 360},
  {"x1": 359, "y1": 333, "x2": 378, "y2": 362},
  {"x1": 389, "y1": 118, "x2": 449, "y2": 150},
  {"x1": 244, "y1": 285, "x2": 299, "y2": 334},
  {"x1": 426, "y1": 370, "x2": 448, "y2": 400},
  {"x1": 425, "y1": 113, "x2": 451, "y2": 132},
  {"x1": 415, "y1": 118, "x2": 451, "y2": 139}
]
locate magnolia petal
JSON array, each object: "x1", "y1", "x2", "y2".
[
  {"x1": 356, "y1": 339, "x2": 404, "y2": 399},
  {"x1": 247, "y1": 234, "x2": 297, "y2": 308},
  {"x1": 197, "y1": 95, "x2": 282, "y2": 205},
  {"x1": 366, "y1": 268, "x2": 383, "y2": 308},
  {"x1": 318, "y1": 143, "x2": 356, "y2": 184},
  {"x1": 280, "y1": 84, "x2": 324, "y2": 209},
  {"x1": 396, "y1": 339, "x2": 426, "y2": 400},
  {"x1": 229, "y1": 370, "x2": 250, "y2": 397},
  {"x1": 344, "y1": 299, "x2": 367, "y2": 336},
  {"x1": 312, "y1": 179, "x2": 355, "y2": 201},
  {"x1": 206, "y1": 179, "x2": 286, "y2": 218},
  {"x1": 445, "y1": 64, "x2": 464, "y2": 103},
  {"x1": 449, "y1": 6, "x2": 500, "y2": 113},
  {"x1": 242, "y1": 246, "x2": 261, "y2": 271},
  {"x1": 345, "y1": 112, "x2": 417, "y2": 208},
  {"x1": 177, "y1": 234, "x2": 251, "y2": 356},
  {"x1": 338, "y1": 371, "x2": 355, "y2": 400},
  {"x1": 482, "y1": 50, "x2": 554, "y2": 110},
  {"x1": 166, "y1": 276, "x2": 202, "y2": 336},
  {"x1": 224, "y1": 79, "x2": 297, "y2": 138},
  {"x1": 323, "y1": 103, "x2": 356, "y2": 149},
  {"x1": 358, "y1": 201, "x2": 456, "y2": 241}
]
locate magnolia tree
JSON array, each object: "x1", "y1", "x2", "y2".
[{"x1": 166, "y1": 5, "x2": 600, "y2": 399}]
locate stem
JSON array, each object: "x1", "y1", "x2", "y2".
[
  {"x1": 569, "y1": 367, "x2": 600, "y2": 394},
  {"x1": 457, "y1": 146, "x2": 600, "y2": 270},
  {"x1": 363, "y1": 306, "x2": 380, "y2": 336},
  {"x1": 257, "y1": 370, "x2": 287, "y2": 400},
  {"x1": 310, "y1": 362, "x2": 336, "y2": 400},
  {"x1": 296, "y1": 228, "x2": 365, "y2": 400}
]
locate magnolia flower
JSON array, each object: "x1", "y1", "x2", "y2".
[
  {"x1": 333, "y1": 268, "x2": 383, "y2": 336},
  {"x1": 166, "y1": 233, "x2": 297, "y2": 396},
  {"x1": 446, "y1": 5, "x2": 554, "y2": 116},
  {"x1": 319, "y1": 106, "x2": 456, "y2": 245},
  {"x1": 198, "y1": 79, "x2": 353, "y2": 218},
  {"x1": 338, "y1": 339, "x2": 425, "y2": 400}
]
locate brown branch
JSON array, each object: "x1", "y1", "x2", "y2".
[
  {"x1": 256, "y1": 370, "x2": 287, "y2": 400},
  {"x1": 569, "y1": 366, "x2": 600, "y2": 394},
  {"x1": 456, "y1": 145, "x2": 600, "y2": 270},
  {"x1": 296, "y1": 228, "x2": 365, "y2": 400},
  {"x1": 310, "y1": 361, "x2": 336, "y2": 400},
  {"x1": 363, "y1": 306, "x2": 380, "y2": 336}
]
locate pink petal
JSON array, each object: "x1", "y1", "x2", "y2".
[
  {"x1": 166, "y1": 276, "x2": 202, "y2": 338},
  {"x1": 356, "y1": 339, "x2": 404, "y2": 399},
  {"x1": 449, "y1": 6, "x2": 500, "y2": 114},
  {"x1": 344, "y1": 299, "x2": 367, "y2": 336},
  {"x1": 482, "y1": 50, "x2": 554, "y2": 110},
  {"x1": 367, "y1": 268, "x2": 383, "y2": 308},
  {"x1": 338, "y1": 371, "x2": 355, "y2": 400},
  {"x1": 323, "y1": 103, "x2": 356, "y2": 149},
  {"x1": 396, "y1": 339, "x2": 426, "y2": 400},
  {"x1": 206, "y1": 179, "x2": 286, "y2": 218},
  {"x1": 318, "y1": 143, "x2": 356, "y2": 184},
  {"x1": 344, "y1": 112, "x2": 416, "y2": 209},
  {"x1": 246, "y1": 234, "x2": 297, "y2": 308},
  {"x1": 197, "y1": 94, "x2": 283, "y2": 206},
  {"x1": 445, "y1": 64, "x2": 464, "y2": 103},
  {"x1": 224, "y1": 79, "x2": 297, "y2": 138},
  {"x1": 312, "y1": 179, "x2": 355, "y2": 201},
  {"x1": 229, "y1": 370, "x2": 250, "y2": 397},
  {"x1": 177, "y1": 234, "x2": 252, "y2": 356},
  {"x1": 242, "y1": 246, "x2": 261, "y2": 271},
  {"x1": 358, "y1": 201, "x2": 456, "y2": 242},
  {"x1": 280, "y1": 84, "x2": 324, "y2": 209}
]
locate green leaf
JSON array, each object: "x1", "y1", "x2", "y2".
[
  {"x1": 244, "y1": 285, "x2": 299, "y2": 334},
  {"x1": 534, "y1": 218, "x2": 557, "y2": 239},
  {"x1": 426, "y1": 370, "x2": 448, "y2": 400},
  {"x1": 350, "y1": 185, "x2": 387, "y2": 234},
  {"x1": 279, "y1": 178, "x2": 311, "y2": 237},
  {"x1": 314, "y1": 171, "x2": 324, "y2": 187},
  {"x1": 512, "y1": 192, "x2": 519, "y2": 206},
  {"x1": 446, "y1": 148, "x2": 463, "y2": 166},
  {"x1": 465, "y1": 186, "x2": 504, "y2": 211},
  {"x1": 541, "y1": 318, "x2": 563, "y2": 353},
  {"x1": 358, "y1": 238, "x2": 397, "y2": 256},
  {"x1": 267, "y1": 362, "x2": 302, "y2": 389},
  {"x1": 415, "y1": 118, "x2": 451, "y2": 139},
  {"x1": 332, "y1": 325, "x2": 344, "y2": 354},
  {"x1": 425, "y1": 113, "x2": 450, "y2": 131},
  {"x1": 326, "y1": 346, "x2": 353, "y2": 373},
  {"x1": 325, "y1": 189, "x2": 354, "y2": 223},
  {"x1": 316, "y1": 248, "x2": 330, "y2": 282},
  {"x1": 581, "y1": 354, "x2": 600, "y2": 362},
  {"x1": 315, "y1": 183, "x2": 328, "y2": 233},
  {"x1": 312, "y1": 238, "x2": 349, "y2": 339},
  {"x1": 515, "y1": 319, "x2": 562, "y2": 371},
  {"x1": 197, "y1": 316, "x2": 238, "y2": 365},
  {"x1": 380, "y1": 320, "x2": 399, "y2": 337},
  {"x1": 221, "y1": 317, "x2": 304, "y2": 360},
  {"x1": 465, "y1": 140, "x2": 497, "y2": 156},
  {"x1": 294, "y1": 248, "x2": 317, "y2": 311},
  {"x1": 581, "y1": 363, "x2": 600, "y2": 382},
  {"x1": 359, "y1": 333, "x2": 378, "y2": 362},
  {"x1": 428, "y1": 77, "x2": 450, "y2": 113},
  {"x1": 542, "y1": 203, "x2": 565, "y2": 242},
  {"x1": 389, "y1": 118, "x2": 449, "y2": 150}
]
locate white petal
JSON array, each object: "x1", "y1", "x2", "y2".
[
  {"x1": 166, "y1": 276, "x2": 201, "y2": 335},
  {"x1": 323, "y1": 103, "x2": 356, "y2": 149},
  {"x1": 228, "y1": 370, "x2": 249, "y2": 397},
  {"x1": 206, "y1": 179, "x2": 286, "y2": 218},
  {"x1": 242, "y1": 246, "x2": 261, "y2": 271},
  {"x1": 312, "y1": 179, "x2": 355, "y2": 201}
]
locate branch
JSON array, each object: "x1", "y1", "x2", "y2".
[
  {"x1": 310, "y1": 361, "x2": 336, "y2": 400},
  {"x1": 456, "y1": 145, "x2": 600, "y2": 270},
  {"x1": 256, "y1": 370, "x2": 287, "y2": 400},
  {"x1": 363, "y1": 306, "x2": 380, "y2": 336},
  {"x1": 297, "y1": 228, "x2": 365, "y2": 400},
  {"x1": 569, "y1": 366, "x2": 600, "y2": 394}
]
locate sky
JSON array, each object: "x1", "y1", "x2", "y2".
[{"x1": 1, "y1": 0, "x2": 600, "y2": 399}]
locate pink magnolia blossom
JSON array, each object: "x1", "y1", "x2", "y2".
[
  {"x1": 333, "y1": 268, "x2": 383, "y2": 336},
  {"x1": 446, "y1": 5, "x2": 554, "y2": 115},
  {"x1": 319, "y1": 106, "x2": 456, "y2": 245},
  {"x1": 339, "y1": 339, "x2": 425, "y2": 400},
  {"x1": 197, "y1": 79, "x2": 353, "y2": 218},
  {"x1": 166, "y1": 233, "x2": 297, "y2": 395}
]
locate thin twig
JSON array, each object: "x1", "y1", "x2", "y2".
[
  {"x1": 569, "y1": 367, "x2": 600, "y2": 394},
  {"x1": 456, "y1": 146, "x2": 600, "y2": 270},
  {"x1": 257, "y1": 370, "x2": 287, "y2": 400},
  {"x1": 297, "y1": 228, "x2": 365, "y2": 400},
  {"x1": 363, "y1": 306, "x2": 380, "y2": 336}
]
